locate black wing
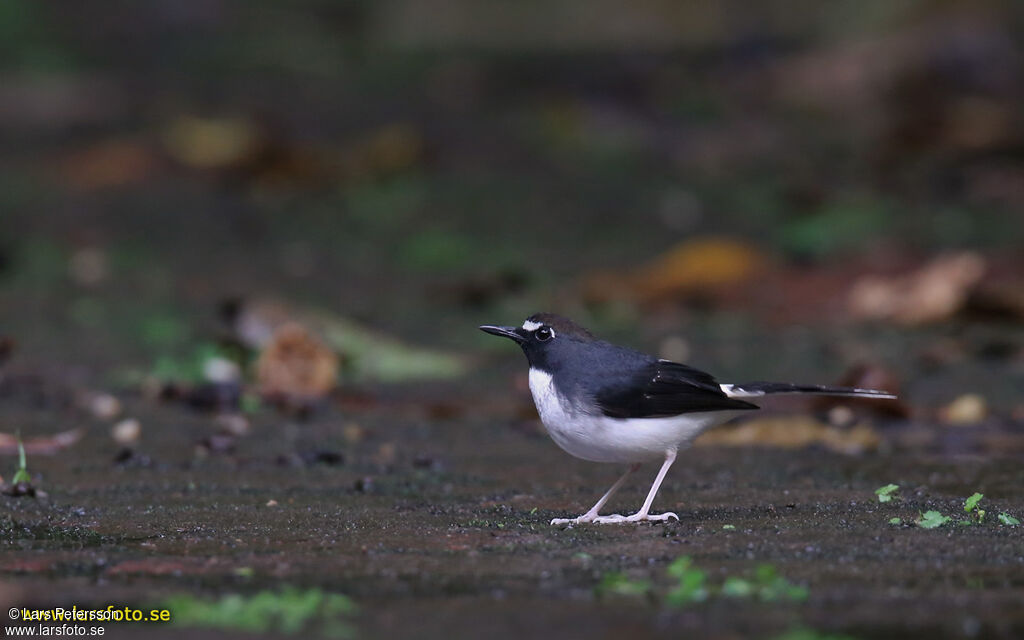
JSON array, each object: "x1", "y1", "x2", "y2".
[{"x1": 595, "y1": 359, "x2": 758, "y2": 419}]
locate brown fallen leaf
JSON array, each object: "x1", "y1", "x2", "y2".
[
  {"x1": 225, "y1": 297, "x2": 467, "y2": 383},
  {"x1": 583, "y1": 236, "x2": 763, "y2": 305},
  {"x1": 696, "y1": 416, "x2": 880, "y2": 454},
  {"x1": 0, "y1": 429, "x2": 83, "y2": 455},
  {"x1": 161, "y1": 115, "x2": 263, "y2": 170},
  {"x1": 160, "y1": 114, "x2": 339, "y2": 188},
  {"x1": 848, "y1": 252, "x2": 986, "y2": 325},
  {"x1": 939, "y1": 393, "x2": 988, "y2": 426},
  {"x1": 256, "y1": 322, "x2": 339, "y2": 401}
]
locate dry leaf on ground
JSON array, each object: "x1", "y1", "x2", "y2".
[
  {"x1": 696, "y1": 416, "x2": 880, "y2": 455},
  {"x1": 228, "y1": 298, "x2": 467, "y2": 383},
  {"x1": 256, "y1": 322, "x2": 339, "y2": 400},
  {"x1": 583, "y1": 236, "x2": 763, "y2": 305},
  {"x1": 848, "y1": 252, "x2": 986, "y2": 325},
  {"x1": 939, "y1": 393, "x2": 988, "y2": 426}
]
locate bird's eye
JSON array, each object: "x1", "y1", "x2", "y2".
[{"x1": 536, "y1": 326, "x2": 553, "y2": 342}]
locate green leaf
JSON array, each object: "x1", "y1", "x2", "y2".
[
  {"x1": 721, "y1": 577, "x2": 754, "y2": 597},
  {"x1": 964, "y1": 493, "x2": 983, "y2": 513},
  {"x1": 595, "y1": 572, "x2": 650, "y2": 598},
  {"x1": 12, "y1": 438, "x2": 31, "y2": 485},
  {"x1": 665, "y1": 556, "x2": 708, "y2": 606},
  {"x1": 755, "y1": 564, "x2": 778, "y2": 584},
  {"x1": 754, "y1": 564, "x2": 809, "y2": 603},
  {"x1": 666, "y1": 556, "x2": 694, "y2": 579},
  {"x1": 888, "y1": 517, "x2": 902, "y2": 525},
  {"x1": 665, "y1": 576, "x2": 708, "y2": 606},
  {"x1": 917, "y1": 510, "x2": 951, "y2": 529},
  {"x1": 780, "y1": 584, "x2": 810, "y2": 603},
  {"x1": 162, "y1": 588, "x2": 356, "y2": 638},
  {"x1": 318, "y1": 314, "x2": 467, "y2": 382},
  {"x1": 721, "y1": 524, "x2": 736, "y2": 530},
  {"x1": 998, "y1": 513, "x2": 1020, "y2": 526},
  {"x1": 875, "y1": 484, "x2": 899, "y2": 503}
]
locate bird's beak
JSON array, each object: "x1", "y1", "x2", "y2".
[{"x1": 479, "y1": 325, "x2": 525, "y2": 344}]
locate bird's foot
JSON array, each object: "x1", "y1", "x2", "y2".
[
  {"x1": 551, "y1": 511, "x2": 679, "y2": 525},
  {"x1": 633, "y1": 511, "x2": 679, "y2": 523},
  {"x1": 550, "y1": 512, "x2": 600, "y2": 526},
  {"x1": 592, "y1": 511, "x2": 679, "y2": 524}
]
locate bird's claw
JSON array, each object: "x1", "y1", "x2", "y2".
[{"x1": 641, "y1": 511, "x2": 679, "y2": 523}]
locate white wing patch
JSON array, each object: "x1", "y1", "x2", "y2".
[{"x1": 720, "y1": 383, "x2": 765, "y2": 398}]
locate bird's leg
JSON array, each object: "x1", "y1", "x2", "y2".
[
  {"x1": 593, "y1": 449, "x2": 679, "y2": 524},
  {"x1": 550, "y1": 463, "x2": 640, "y2": 525}
]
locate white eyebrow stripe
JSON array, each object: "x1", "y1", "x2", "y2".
[{"x1": 522, "y1": 320, "x2": 543, "y2": 331}]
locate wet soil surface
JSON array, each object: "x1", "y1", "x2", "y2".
[{"x1": 3, "y1": 378, "x2": 1023, "y2": 640}]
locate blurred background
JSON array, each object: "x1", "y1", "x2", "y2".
[
  {"x1": 3, "y1": 1, "x2": 1023, "y2": 410},
  {"x1": 2, "y1": 2, "x2": 1024, "y2": 638},
  {"x1": 2, "y1": 0, "x2": 1023, "y2": 406}
]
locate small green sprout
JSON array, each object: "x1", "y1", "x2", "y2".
[
  {"x1": 162, "y1": 588, "x2": 356, "y2": 638},
  {"x1": 874, "y1": 484, "x2": 899, "y2": 503},
  {"x1": 888, "y1": 517, "x2": 902, "y2": 525},
  {"x1": 964, "y1": 493, "x2": 983, "y2": 512},
  {"x1": 997, "y1": 513, "x2": 1020, "y2": 526},
  {"x1": 917, "y1": 510, "x2": 951, "y2": 529},
  {"x1": 754, "y1": 564, "x2": 809, "y2": 602},
  {"x1": 663, "y1": 558, "x2": 806, "y2": 606},
  {"x1": 572, "y1": 552, "x2": 593, "y2": 566},
  {"x1": 529, "y1": 507, "x2": 538, "y2": 515},
  {"x1": 12, "y1": 437, "x2": 31, "y2": 485},
  {"x1": 963, "y1": 493, "x2": 986, "y2": 523},
  {"x1": 666, "y1": 557, "x2": 708, "y2": 605},
  {"x1": 595, "y1": 572, "x2": 651, "y2": 598},
  {"x1": 721, "y1": 576, "x2": 754, "y2": 597},
  {"x1": 722, "y1": 524, "x2": 736, "y2": 530}
]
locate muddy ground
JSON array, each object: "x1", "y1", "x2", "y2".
[{"x1": 3, "y1": 368, "x2": 1023, "y2": 639}]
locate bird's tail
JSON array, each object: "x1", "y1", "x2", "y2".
[{"x1": 720, "y1": 382, "x2": 896, "y2": 400}]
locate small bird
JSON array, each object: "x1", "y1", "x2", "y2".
[{"x1": 480, "y1": 313, "x2": 896, "y2": 525}]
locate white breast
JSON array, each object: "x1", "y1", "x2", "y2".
[{"x1": 527, "y1": 368, "x2": 740, "y2": 463}]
